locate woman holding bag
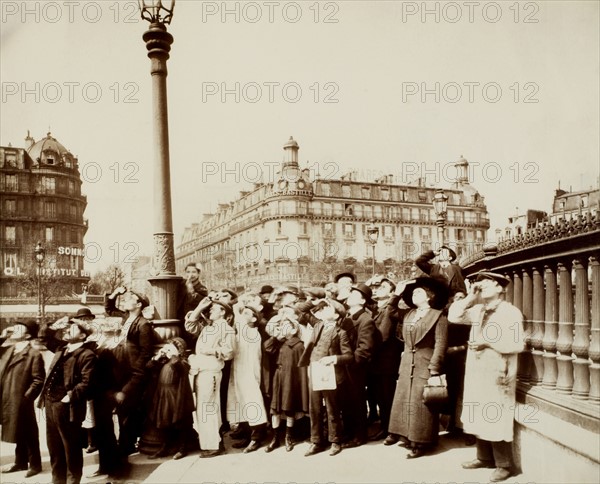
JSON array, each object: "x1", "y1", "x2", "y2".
[{"x1": 385, "y1": 277, "x2": 449, "y2": 458}]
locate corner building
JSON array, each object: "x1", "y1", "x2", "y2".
[
  {"x1": 176, "y1": 138, "x2": 489, "y2": 289},
  {"x1": 0, "y1": 132, "x2": 89, "y2": 298}
]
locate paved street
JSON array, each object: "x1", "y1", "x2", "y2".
[{"x1": 1, "y1": 422, "x2": 541, "y2": 484}]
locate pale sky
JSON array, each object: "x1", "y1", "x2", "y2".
[{"x1": 1, "y1": 0, "x2": 599, "y2": 273}]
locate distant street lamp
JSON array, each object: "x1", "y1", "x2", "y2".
[
  {"x1": 433, "y1": 189, "x2": 449, "y2": 247},
  {"x1": 366, "y1": 224, "x2": 380, "y2": 276},
  {"x1": 34, "y1": 241, "x2": 45, "y2": 324},
  {"x1": 138, "y1": 0, "x2": 181, "y2": 321}
]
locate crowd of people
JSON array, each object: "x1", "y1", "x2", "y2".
[{"x1": 0, "y1": 247, "x2": 526, "y2": 484}]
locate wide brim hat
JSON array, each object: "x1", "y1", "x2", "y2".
[
  {"x1": 470, "y1": 271, "x2": 511, "y2": 287},
  {"x1": 351, "y1": 283, "x2": 373, "y2": 303},
  {"x1": 400, "y1": 276, "x2": 449, "y2": 310},
  {"x1": 334, "y1": 272, "x2": 356, "y2": 284}
]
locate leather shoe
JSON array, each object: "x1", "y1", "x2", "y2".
[
  {"x1": 342, "y1": 438, "x2": 365, "y2": 449},
  {"x1": 232, "y1": 439, "x2": 250, "y2": 449},
  {"x1": 369, "y1": 430, "x2": 386, "y2": 441},
  {"x1": 490, "y1": 467, "x2": 513, "y2": 482},
  {"x1": 243, "y1": 440, "x2": 260, "y2": 454},
  {"x1": 329, "y1": 443, "x2": 342, "y2": 456},
  {"x1": 304, "y1": 443, "x2": 325, "y2": 456},
  {"x1": 406, "y1": 447, "x2": 426, "y2": 459},
  {"x1": 25, "y1": 467, "x2": 41, "y2": 478},
  {"x1": 200, "y1": 449, "x2": 223, "y2": 458},
  {"x1": 1, "y1": 464, "x2": 27, "y2": 473},
  {"x1": 85, "y1": 445, "x2": 98, "y2": 454},
  {"x1": 383, "y1": 434, "x2": 399, "y2": 446},
  {"x1": 462, "y1": 459, "x2": 495, "y2": 469},
  {"x1": 173, "y1": 451, "x2": 186, "y2": 460}
]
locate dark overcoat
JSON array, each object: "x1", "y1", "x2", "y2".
[
  {"x1": 415, "y1": 250, "x2": 467, "y2": 297},
  {"x1": 371, "y1": 297, "x2": 404, "y2": 376},
  {"x1": 0, "y1": 343, "x2": 45, "y2": 442},
  {"x1": 388, "y1": 309, "x2": 448, "y2": 444},
  {"x1": 270, "y1": 336, "x2": 309, "y2": 415},
  {"x1": 39, "y1": 344, "x2": 97, "y2": 425}
]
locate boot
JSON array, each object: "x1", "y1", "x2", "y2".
[
  {"x1": 285, "y1": 427, "x2": 295, "y2": 452},
  {"x1": 265, "y1": 427, "x2": 281, "y2": 453}
]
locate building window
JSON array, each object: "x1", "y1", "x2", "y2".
[
  {"x1": 44, "y1": 201, "x2": 56, "y2": 217},
  {"x1": 421, "y1": 227, "x2": 431, "y2": 241},
  {"x1": 381, "y1": 189, "x2": 390, "y2": 201},
  {"x1": 418, "y1": 191, "x2": 427, "y2": 202},
  {"x1": 362, "y1": 187, "x2": 370, "y2": 199},
  {"x1": 345, "y1": 243, "x2": 354, "y2": 257},
  {"x1": 70, "y1": 229, "x2": 78, "y2": 244},
  {"x1": 419, "y1": 209, "x2": 429, "y2": 222},
  {"x1": 277, "y1": 221, "x2": 282, "y2": 235},
  {"x1": 68, "y1": 180, "x2": 75, "y2": 194},
  {"x1": 400, "y1": 190, "x2": 407, "y2": 201},
  {"x1": 324, "y1": 203, "x2": 333, "y2": 216},
  {"x1": 342, "y1": 185, "x2": 351, "y2": 197},
  {"x1": 344, "y1": 203, "x2": 353, "y2": 216},
  {"x1": 324, "y1": 222, "x2": 333, "y2": 237},
  {"x1": 46, "y1": 227, "x2": 54, "y2": 242},
  {"x1": 374, "y1": 205, "x2": 382, "y2": 218},
  {"x1": 5, "y1": 199, "x2": 16, "y2": 213},
  {"x1": 321, "y1": 183, "x2": 330, "y2": 196},
  {"x1": 5, "y1": 226, "x2": 16, "y2": 242},
  {"x1": 70, "y1": 204, "x2": 77, "y2": 218},
  {"x1": 383, "y1": 225, "x2": 394, "y2": 239},
  {"x1": 46, "y1": 157, "x2": 55, "y2": 165},
  {"x1": 385, "y1": 243, "x2": 394, "y2": 258},
  {"x1": 42, "y1": 177, "x2": 56, "y2": 194},
  {"x1": 344, "y1": 223, "x2": 354, "y2": 238},
  {"x1": 5, "y1": 174, "x2": 18, "y2": 191},
  {"x1": 3, "y1": 252, "x2": 18, "y2": 271},
  {"x1": 403, "y1": 226, "x2": 412, "y2": 240},
  {"x1": 300, "y1": 222, "x2": 308, "y2": 235},
  {"x1": 5, "y1": 153, "x2": 17, "y2": 167}
]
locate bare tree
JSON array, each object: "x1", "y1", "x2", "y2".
[{"x1": 87, "y1": 264, "x2": 125, "y2": 294}]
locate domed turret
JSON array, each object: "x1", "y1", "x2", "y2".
[{"x1": 27, "y1": 132, "x2": 76, "y2": 168}]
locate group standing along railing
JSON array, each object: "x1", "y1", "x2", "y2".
[{"x1": 462, "y1": 213, "x2": 600, "y2": 415}]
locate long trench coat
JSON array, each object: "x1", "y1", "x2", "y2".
[
  {"x1": 0, "y1": 343, "x2": 45, "y2": 443},
  {"x1": 388, "y1": 308, "x2": 448, "y2": 445},
  {"x1": 448, "y1": 299, "x2": 525, "y2": 442},
  {"x1": 227, "y1": 321, "x2": 268, "y2": 426}
]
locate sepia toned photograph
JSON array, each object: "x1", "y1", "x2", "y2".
[{"x1": 1, "y1": 1, "x2": 598, "y2": 483}]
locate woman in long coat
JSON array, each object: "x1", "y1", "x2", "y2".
[{"x1": 386, "y1": 277, "x2": 449, "y2": 458}]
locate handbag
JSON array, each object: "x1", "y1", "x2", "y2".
[{"x1": 423, "y1": 374, "x2": 448, "y2": 406}]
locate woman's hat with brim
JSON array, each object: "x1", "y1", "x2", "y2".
[{"x1": 400, "y1": 276, "x2": 449, "y2": 310}]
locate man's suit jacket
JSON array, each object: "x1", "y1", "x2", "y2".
[
  {"x1": 298, "y1": 321, "x2": 354, "y2": 384},
  {"x1": 416, "y1": 250, "x2": 467, "y2": 297},
  {"x1": 39, "y1": 345, "x2": 96, "y2": 424},
  {"x1": 341, "y1": 308, "x2": 380, "y2": 365}
]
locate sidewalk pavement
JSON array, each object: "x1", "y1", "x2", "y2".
[{"x1": 1, "y1": 429, "x2": 541, "y2": 484}]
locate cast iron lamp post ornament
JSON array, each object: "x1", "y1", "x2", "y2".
[
  {"x1": 433, "y1": 189, "x2": 449, "y2": 248},
  {"x1": 366, "y1": 224, "x2": 380, "y2": 276}
]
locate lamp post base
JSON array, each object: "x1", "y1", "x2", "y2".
[{"x1": 148, "y1": 275, "x2": 182, "y2": 341}]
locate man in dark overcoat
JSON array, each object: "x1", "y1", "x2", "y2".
[
  {"x1": 415, "y1": 246, "x2": 466, "y2": 298},
  {"x1": 340, "y1": 283, "x2": 380, "y2": 448},
  {"x1": 0, "y1": 320, "x2": 45, "y2": 478},
  {"x1": 39, "y1": 319, "x2": 96, "y2": 484},
  {"x1": 105, "y1": 286, "x2": 155, "y2": 458}
]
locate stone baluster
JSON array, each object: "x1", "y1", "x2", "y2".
[
  {"x1": 572, "y1": 258, "x2": 591, "y2": 399},
  {"x1": 505, "y1": 273, "x2": 514, "y2": 304},
  {"x1": 530, "y1": 266, "x2": 545, "y2": 385},
  {"x1": 513, "y1": 270, "x2": 523, "y2": 312},
  {"x1": 518, "y1": 268, "x2": 534, "y2": 383},
  {"x1": 588, "y1": 256, "x2": 600, "y2": 404},
  {"x1": 542, "y1": 264, "x2": 559, "y2": 389},
  {"x1": 556, "y1": 262, "x2": 574, "y2": 395}
]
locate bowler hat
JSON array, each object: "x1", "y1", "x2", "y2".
[
  {"x1": 471, "y1": 271, "x2": 511, "y2": 287},
  {"x1": 18, "y1": 320, "x2": 39, "y2": 339},
  {"x1": 334, "y1": 272, "x2": 356, "y2": 284},
  {"x1": 400, "y1": 277, "x2": 449, "y2": 310},
  {"x1": 259, "y1": 285, "x2": 274, "y2": 295},
  {"x1": 438, "y1": 246, "x2": 457, "y2": 262},
  {"x1": 351, "y1": 283, "x2": 373, "y2": 303},
  {"x1": 74, "y1": 307, "x2": 94, "y2": 319},
  {"x1": 211, "y1": 300, "x2": 234, "y2": 318}
]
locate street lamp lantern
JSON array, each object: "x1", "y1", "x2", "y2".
[
  {"x1": 366, "y1": 224, "x2": 379, "y2": 276},
  {"x1": 33, "y1": 241, "x2": 45, "y2": 325},
  {"x1": 139, "y1": 0, "x2": 175, "y2": 24},
  {"x1": 433, "y1": 189, "x2": 449, "y2": 247}
]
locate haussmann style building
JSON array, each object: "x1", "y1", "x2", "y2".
[{"x1": 176, "y1": 137, "x2": 490, "y2": 290}]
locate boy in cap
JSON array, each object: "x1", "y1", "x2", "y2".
[
  {"x1": 448, "y1": 271, "x2": 525, "y2": 482},
  {"x1": 0, "y1": 321, "x2": 45, "y2": 478}
]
